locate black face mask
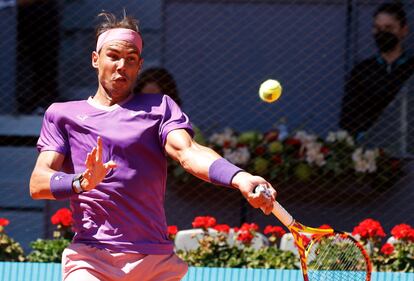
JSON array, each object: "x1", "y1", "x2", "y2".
[{"x1": 374, "y1": 31, "x2": 399, "y2": 53}]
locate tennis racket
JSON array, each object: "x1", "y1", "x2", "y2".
[{"x1": 255, "y1": 185, "x2": 372, "y2": 281}]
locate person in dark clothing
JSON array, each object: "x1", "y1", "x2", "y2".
[
  {"x1": 339, "y1": 3, "x2": 414, "y2": 139},
  {"x1": 134, "y1": 67, "x2": 182, "y2": 106},
  {"x1": 16, "y1": 0, "x2": 60, "y2": 114}
]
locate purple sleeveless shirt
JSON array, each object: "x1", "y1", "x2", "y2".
[{"x1": 37, "y1": 94, "x2": 193, "y2": 254}]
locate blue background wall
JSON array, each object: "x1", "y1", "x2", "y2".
[{"x1": 164, "y1": 1, "x2": 347, "y2": 136}]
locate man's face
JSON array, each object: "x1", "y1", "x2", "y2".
[
  {"x1": 373, "y1": 13, "x2": 408, "y2": 41},
  {"x1": 92, "y1": 40, "x2": 143, "y2": 100}
]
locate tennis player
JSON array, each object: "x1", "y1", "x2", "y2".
[{"x1": 29, "y1": 12, "x2": 276, "y2": 281}]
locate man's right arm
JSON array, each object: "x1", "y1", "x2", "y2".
[{"x1": 29, "y1": 151, "x2": 65, "y2": 200}]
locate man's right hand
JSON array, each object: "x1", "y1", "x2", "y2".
[{"x1": 231, "y1": 171, "x2": 276, "y2": 215}]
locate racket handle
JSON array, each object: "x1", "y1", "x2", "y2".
[
  {"x1": 255, "y1": 185, "x2": 294, "y2": 228},
  {"x1": 272, "y1": 201, "x2": 295, "y2": 228}
]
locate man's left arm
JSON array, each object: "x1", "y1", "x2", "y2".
[{"x1": 165, "y1": 129, "x2": 275, "y2": 214}]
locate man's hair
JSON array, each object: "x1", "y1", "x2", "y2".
[
  {"x1": 134, "y1": 67, "x2": 182, "y2": 106},
  {"x1": 95, "y1": 11, "x2": 144, "y2": 49},
  {"x1": 374, "y1": 2, "x2": 407, "y2": 27}
]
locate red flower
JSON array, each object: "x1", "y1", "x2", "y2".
[
  {"x1": 263, "y1": 225, "x2": 272, "y2": 234},
  {"x1": 255, "y1": 146, "x2": 266, "y2": 155},
  {"x1": 167, "y1": 225, "x2": 178, "y2": 236},
  {"x1": 167, "y1": 225, "x2": 178, "y2": 240},
  {"x1": 240, "y1": 223, "x2": 259, "y2": 232},
  {"x1": 214, "y1": 224, "x2": 230, "y2": 234},
  {"x1": 192, "y1": 216, "x2": 217, "y2": 229},
  {"x1": 390, "y1": 159, "x2": 401, "y2": 172},
  {"x1": 352, "y1": 219, "x2": 386, "y2": 240},
  {"x1": 51, "y1": 208, "x2": 73, "y2": 227},
  {"x1": 237, "y1": 230, "x2": 255, "y2": 244},
  {"x1": 264, "y1": 131, "x2": 279, "y2": 142},
  {"x1": 272, "y1": 155, "x2": 283, "y2": 165},
  {"x1": 0, "y1": 218, "x2": 9, "y2": 227},
  {"x1": 319, "y1": 224, "x2": 332, "y2": 229},
  {"x1": 380, "y1": 243, "x2": 394, "y2": 256},
  {"x1": 320, "y1": 146, "x2": 330, "y2": 155},
  {"x1": 391, "y1": 224, "x2": 414, "y2": 241},
  {"x1": 236, "y1": 223, "x2": 259, "y2": 245},
  {"x1": 223, "y1": 140, "x2": 231, "y2": 148},
  {"x1": 264, "y1": 225, "x2": 286, "y2": 238},
  {"x1": 285, "y1": 138, "x2": 301, "y2": 147}
]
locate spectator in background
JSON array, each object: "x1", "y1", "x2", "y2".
[
  {"x1": 134, "y1": 67, "x2": 182, "y2": 106},
  {"x1": 16, "y1": 0, "x2": 60, "y2": 114},
  {"x1": 135, "y1": 67, "x2": 206, "y2": 144},
  {"x1": 339, "y1": 2, "x2": 414, "y2": 140}
]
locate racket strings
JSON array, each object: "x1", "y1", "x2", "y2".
[{"x1": 306, "y1": 234, "x2": 368, "y2": 281}]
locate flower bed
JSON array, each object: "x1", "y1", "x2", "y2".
[
  {"x1": 170, "y1": 128, "x2": 402, "y2": 194},
  {"x1": 0, "y1": 210, "x2": 413, "y2": 272},
  {"x1": 174, "y1": 216, "x2": 414, "y2": 272}
]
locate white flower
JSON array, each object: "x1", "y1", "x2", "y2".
[
  {"x1": 365, "y1": 149, "x2": 379, "y2": 173},
  {"x1": 352, "y1": 148, "x2": 363, "y2": 160},
  {"x1": 292, "y1": 131, "x2": 326, "y2": 167},
  {"x1": 305, "y1": 142, "x2": 326, "y2": 167},
  {"x1": 209, "y1": 127, "x2": 237, "y2": 147},
  {"x1": 352, "y1": 148, "x2": 378, "y2": 173},
  {"x1": 326, "y1": 132, "x2": 336, "y2": 143},
  {"x1": 336, "y1": 130, "x2": 349, "y2": 141},
  {"x1": 294, "y1": 131, "x2": 317, "y2": 144},
  {"x1": 326, "y1": 130, "x2": 354, "y2": 147},
  {"x1": 223, "y1": 147, "x2": 250, "y2": 165},
  {"x1": 346, "y1": 136, "x2": 355, "y2": 147}
]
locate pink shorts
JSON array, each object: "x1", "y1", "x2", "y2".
[{"x1": 62, "y1": 243, "x2": 188, "y2": 281}]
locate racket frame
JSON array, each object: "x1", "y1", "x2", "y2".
[
  {"x1": 290, "y1": 223, "x2": 372, "y2": 281},
  {"x1": 255, "y1": 185, "x2": 372, "y2": 281}
]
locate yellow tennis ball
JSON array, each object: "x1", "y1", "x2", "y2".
[{"x1": 259, "y1": 79, "x2": 282, "y2": 103}]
